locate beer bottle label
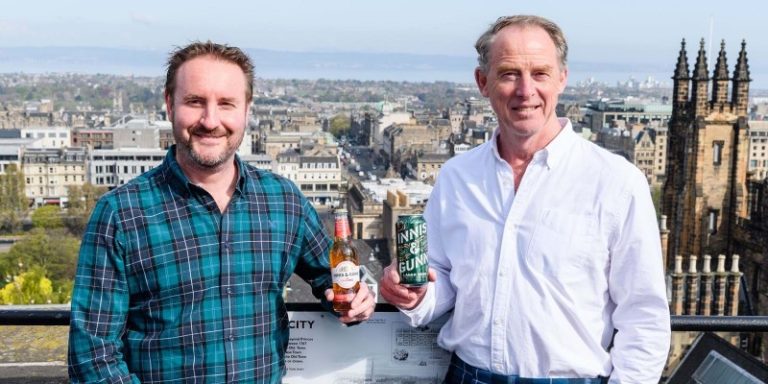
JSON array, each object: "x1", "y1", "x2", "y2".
[{"x1": 332, "y1": 261, "x2": 360, "y2": 289}]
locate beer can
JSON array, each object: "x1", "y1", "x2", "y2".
[{"x1": 395, "y1": 214, "x2": 428, "y2": 287}]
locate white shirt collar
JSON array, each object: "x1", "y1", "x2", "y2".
[{"x1": 491, "y1": 118, "x2": 576, "y2": 170}]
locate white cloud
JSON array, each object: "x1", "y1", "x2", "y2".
[{"x1": 131, "y1": 13, "x2": 155, "y2": 26}]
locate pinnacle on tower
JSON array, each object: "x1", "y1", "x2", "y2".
[
  {"x1": 673, "y1": 39, "x2": 690, "y2": 80},
  {"x1": 693, "y1": 38, "x2": 709, "y2": 81},
  {"x1": 713, "y1": 40, "x2": 729, "y2": 80},
  {"x1": 733, "y1": 39, "x2": 751, "y2": 82}
]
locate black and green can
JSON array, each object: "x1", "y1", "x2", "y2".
[{"x1": 396, "y1": 214, "x2": 428, "y2": 287}]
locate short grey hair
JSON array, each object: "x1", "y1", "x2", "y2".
[{"x1": 475, "y1": 15, "x2": 568, "y2": 73}]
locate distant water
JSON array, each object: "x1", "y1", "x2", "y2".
[
  {"x1": 0, "y1": 46, "x2": 765, "y2": 89},
  {"x1": 0, "y1": 60, "x2": 679, "y2": 88}
]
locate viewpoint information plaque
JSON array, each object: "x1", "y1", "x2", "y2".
[{"x1": 284, "y1": 307, "x2": 450, "y2": 383}]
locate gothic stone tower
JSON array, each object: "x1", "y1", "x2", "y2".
[{"x1": 662, "y1": 39, "x2": 751, "y2": 270}]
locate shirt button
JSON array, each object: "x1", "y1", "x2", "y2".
[
  {"x1": 495, "y1": 363, "x2": 503, "y2": 371},
  {"x1": 226, "y1": 287, "x2": 233, "y2": 295},
  {"x1": 228, "y1": 334, "x2": 235, "y2": 341},
  {"x1": 494, "y1": 319, "x2": 501, "y2": 325},
  {"x1": 499, "y1": 270, "x2": 506, "y2": 277}
]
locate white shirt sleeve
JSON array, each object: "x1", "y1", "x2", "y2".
[
  {"x1": 607, "y1": 171, "x2": 671, "y2": 383},
  {"x1": 399, "y1": 177, "x2": 457, "y2": 327}
]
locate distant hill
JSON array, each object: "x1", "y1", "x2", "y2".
[
  {"x1": 0, "y1": 46, "x2": 764, "y2": 88},
  {"x1": 0, "y1": 46, "x2": 475, "y2": 82}
]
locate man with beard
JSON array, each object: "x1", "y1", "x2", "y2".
[{"x1": 68, "y1": 41, "x2": 376, "y2": 383}]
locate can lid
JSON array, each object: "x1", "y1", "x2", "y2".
[{"x1": 397, "y1": 213, "x2": 423, "y2": 218}]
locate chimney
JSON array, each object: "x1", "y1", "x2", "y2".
[
  {"x1": 685, "y1": 255, "x2": 699, "y2": 315},
  {"x1": 728, "y1": 255, "x2": 742, "y2": 316},
  {"x1": 671, "y1": 255, "x2": 685, "y2": 316},
  {"x1": 700, "y1": 255, "x2": 713, "y2": 316},
  {"x1": 714, "y1": 254, "x2": 728, "y2": 316}
]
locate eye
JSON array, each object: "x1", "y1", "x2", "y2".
[
  {"x1": 533, "y1": 71, "x2": 550, "y2": 80},
  {"x1": 185, "y1": 97, "x2": 204, "y2": 106},
  {"x1": 501, "y1": 71, "x2": 519, "y2": 80}
]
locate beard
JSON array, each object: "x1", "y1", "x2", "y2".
[{"x1": 174, "y1": 124, "x2": 244, "y2": 169}]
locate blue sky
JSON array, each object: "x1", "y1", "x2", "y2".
[{"x1": 1, "y1": 0, "x2": 766, "y2": 86}]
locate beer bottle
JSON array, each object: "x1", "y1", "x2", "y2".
[{"x1": 330, "y1": 208, "x2": 360, "y2": 312}]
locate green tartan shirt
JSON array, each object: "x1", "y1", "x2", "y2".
[{"x1": 68, "y1": 146, "x2": 333, "y2": 383}]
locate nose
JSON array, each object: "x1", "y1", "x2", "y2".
[
  {"x1": 199, "y1": 103, "x2": 220, "y2": 129},
  {"x1": 515, "y1": 75, "x2": 535, "y2": 98}
]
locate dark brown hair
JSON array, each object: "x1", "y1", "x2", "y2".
[{"x1": 165, "y1": 40, "x2": 254, "y2": 101}]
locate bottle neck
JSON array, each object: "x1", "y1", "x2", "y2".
[{"x1": 334, "y1": 217, "x2": 351, "y2": 240}]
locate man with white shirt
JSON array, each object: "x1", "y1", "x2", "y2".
[{"x1": 379, "y1": 15, "x2": 670, "y2": 383}]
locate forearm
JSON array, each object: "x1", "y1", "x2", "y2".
[{"x1": 68, "y1": 312, "x2": 136, "y2": 383}]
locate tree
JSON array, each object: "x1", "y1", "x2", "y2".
[
  {"x1": 651, "y1": 185, "x2": 662, "y2": 220},
  {"x1": 0, "y1": 267, "x2": 54, "y2": 305},
  {"x1": 64, "y1": 183, "x2": 108, "y2": 236},
  {"x1": 1, "y1": 228, "x2": 80, "y2": 284},
  {"x1": 0, "y1": 164, "x2": 28, "y2": 233},
  {"x1": 31, "y1": 205, "x2": 64, "y2": 229},
  {"x1": 329, "y1": 113, "x2": 351, "y2": 138}
]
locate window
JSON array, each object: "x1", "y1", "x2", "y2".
[
  {"x1": 708, "y1": 209, "x2": 719, "y2": 235},
  {"x1": 712, "y1": 141, "x2": 724, "y2": 166}
]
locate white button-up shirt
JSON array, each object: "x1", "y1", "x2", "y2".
[{"x1": 402, "y1": 119, "x2": 670, "y2": 383}]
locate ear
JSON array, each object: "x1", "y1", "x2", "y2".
[
  {"x1": 557, "y1": 67, "x2": 569, "y2": 94},
  {"x1": 475, "y1": 67, "x2": 490, "y2": 98},
  {"x1": 165, "y1": 92, "x2": 173, "y2": 121}
]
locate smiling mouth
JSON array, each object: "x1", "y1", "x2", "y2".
[{"x1": 512, "y1": 106, "x2": 539, "y2": 112}]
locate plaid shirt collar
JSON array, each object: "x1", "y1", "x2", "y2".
[{"x1": 163, "y1": 144, "x2": 249, "y2": 199}]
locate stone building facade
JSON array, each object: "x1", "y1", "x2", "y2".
[
  {"x1": 662, "y1": 38, "x2": 752, "y2": 267},
  {"x1": 662, "y1": 38, "x2": 767, "y2": 361}
]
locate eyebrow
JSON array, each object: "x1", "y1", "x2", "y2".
[
  {"x1": 181, "y1": 94, "x2": 204, "y2": 102},
  {"x1": 218, "y1": 97, "x2": 239, "y2": 104},
  {"x1": 181, "y1": 94, "x2": 240, "y2": 104},
  {"x1": 495, "y1": 64, "x2": 556, "y2": 75}
]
